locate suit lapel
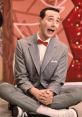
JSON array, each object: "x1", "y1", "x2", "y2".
[
  {"x1": 28, "y1": 35, "x2": 40, "y2": 75},
  {"x1": 41, "y1": 38, "x2": 58, "y2": 72}
]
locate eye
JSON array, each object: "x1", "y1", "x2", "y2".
[
  {"x1": 56, "y1": 19, "x2": 60, "y2": 23},
  {"x1": 56, "y1": 18, "x2": 62, "y2": 24},
  {"x1": 48, "y1": 18, "x2": 54, "y2": 22}
]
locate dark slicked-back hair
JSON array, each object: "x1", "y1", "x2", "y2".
[{"x1": 40, "y1": 7, "x2": 60, "y2": 19}]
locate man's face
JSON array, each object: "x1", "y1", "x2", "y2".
[{"x1": 39, "y1": 10, "x2": 61, "y2": 39}]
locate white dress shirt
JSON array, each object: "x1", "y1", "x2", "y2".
[{"x1": 37, "y1": 34, "x2": 50, "y2": 65}]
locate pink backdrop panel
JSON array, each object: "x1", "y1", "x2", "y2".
[{"x1": 12, "y1": 0, "x2": 82, "y2": 82}]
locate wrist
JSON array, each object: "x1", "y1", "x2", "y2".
[{"x1": 29, "y1": 87, "x2": 39, "y2": 96}]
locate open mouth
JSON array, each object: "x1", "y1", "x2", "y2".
[{"x1": 47, "y1": 29, "x2": 55, "y2": 33}]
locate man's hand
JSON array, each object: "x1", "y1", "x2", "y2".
[
  {"x1": 29, "y1": 87, "x2": 54, "y2": 105},
  {"x1": 39, "y1": 89, "x2": 54, "y2": 105}
]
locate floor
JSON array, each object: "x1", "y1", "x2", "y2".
[{"x1": 0, "y1": 98, "x2": 11, "y2": 117}]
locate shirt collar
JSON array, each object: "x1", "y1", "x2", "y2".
[{"x1": 37, "y1": 33, "x2": 50, "y2": 44}]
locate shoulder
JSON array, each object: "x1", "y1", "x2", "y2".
[
  {"x1": 17, "y1": 34, "x2": 36, "y2": 44},
  {"x1": 16, "y1": 34, "x2": 37, "y2": 47},
  {"x1": 52, "y1": 37, "x2": 68, "y2": 55},
  {"x1": 56, "y1": 38, "x2": 68, "y2": 51}
]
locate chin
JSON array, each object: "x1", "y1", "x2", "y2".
[
  {"x1": 47, "y1": 35, "x2": 54, "y2": 38},
  {"x1": 44, "y1": 33, "x2": 54, "y2": 39},
  {"x1": 46, "y1": 33, "x2": 55, "y2": 38}
]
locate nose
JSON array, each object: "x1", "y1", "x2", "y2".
[
  {"x1": 51, "y1": 24, "x2": 55, "y2": 27},
  {"x1": 51, "y1": 23, "x2": 57, "y2": 30},
  {"x1": 51, "y1": 22, "x2": 55, "y2": 28},
  {"x1": 53, "y1": 22, "x2": 59, "y2": 28}
]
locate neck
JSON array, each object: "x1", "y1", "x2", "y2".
[{"x1": 38, "y1": 32, "x2": 49, "y2": 41}]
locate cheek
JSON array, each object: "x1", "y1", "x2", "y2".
[
  {"x1": 43, "y1": 22, "x2": 47, "y2": 27},
  {"x1": 56, "y1": 23, "x2": 60, "y2": 28},
  {"x1": 45, "y1": 21, "x2": 50, "y2": 27},
  {"x1": 42, "y1": 23, "x2": 47, "y2": 31},
  {"x1": 40, "y1": 21, "x2": 49, "y2": 32}
]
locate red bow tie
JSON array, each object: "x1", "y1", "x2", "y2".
[{"x1": 37, "y1": 39, "x2": 48, "y2": 46}]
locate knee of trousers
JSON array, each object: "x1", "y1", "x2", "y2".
[
  {"x1": 0, "y1": 82, "x2": 17, "y2": 100},
  {"x1": 76, "y1": 88, "x2": 82, "y2": 96},
  {"x1": 74, "y1": 88, "x2": 82, "y2": 100}
]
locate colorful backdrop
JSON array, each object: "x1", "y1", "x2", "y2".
[{"x1": 12, "y1": 0, "x2": 82, "y2": 82}]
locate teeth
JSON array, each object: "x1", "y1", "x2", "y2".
[{"x1": 48, "y1": 29, "x2": 54, "y2": 32}]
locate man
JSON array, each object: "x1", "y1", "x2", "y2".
[{"x1": 0, "y1": 7, "x2": 82, "y2": 117}]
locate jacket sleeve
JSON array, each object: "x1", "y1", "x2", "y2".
[
  {"x1": 47, "y1": 47, "x2": 68, "y2": 94},
  {"x1": 14, "y1": 40, "x2": 33, "y2": 94}
]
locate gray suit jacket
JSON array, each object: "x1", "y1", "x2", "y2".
[{"x1": 15, "y1": 34, "x2": 68, "y2": 95}]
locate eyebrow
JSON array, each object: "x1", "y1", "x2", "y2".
[
  {"x1": 48, "y1": 16, "x2": 61, "y2": 20},
  {"x1": 48, "y1": 16, "x2": 54, "y2": 18}
]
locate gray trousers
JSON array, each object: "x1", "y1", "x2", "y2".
[{"x1": 0, "y1": 82, "x2": 82, "y2": 112}]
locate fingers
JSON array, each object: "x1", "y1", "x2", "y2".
[
  {"x1": 38, "y1": 93, "x2": 53, "y2": 105},
  {"x1": 39, "y1": 89, "x2": 53, "y2": 98},
  {"x1": 29, "y1": 88, "x2": 54, "y2": 105},
  {"x1": 46, "y1": 89, "x2": 54, "y2": 97},
  {"x1": 34, "y1": 89, "x2": 54, "y2": 105},
  {"x1": 39, "y1": 97, "x2": 53, "y2": 105}
]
